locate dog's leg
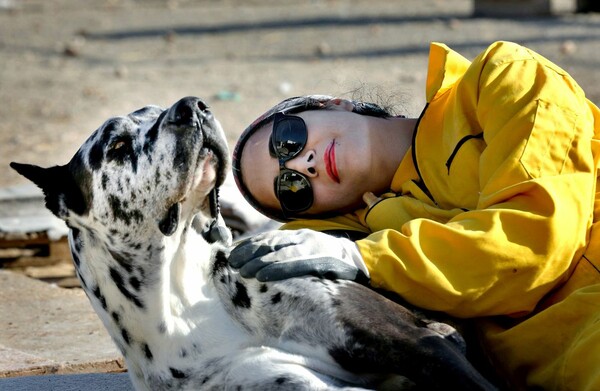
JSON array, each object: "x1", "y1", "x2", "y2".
[{"x1": 329, "y1": 282, "x2": 497, "y2": 391}]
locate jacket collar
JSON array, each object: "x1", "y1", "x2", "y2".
[{"x1": 425, "y1": 43, "x2": 471, "y2": 102}]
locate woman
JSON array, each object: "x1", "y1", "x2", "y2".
[{"x1": 230, "y1": 41, "x2": 600, "y2": 390}]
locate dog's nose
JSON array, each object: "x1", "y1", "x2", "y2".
[{"x1": 170, "y1": 97, "x2": 211, "y2": 127}]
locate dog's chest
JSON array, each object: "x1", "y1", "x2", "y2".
[
  {"x1": 211, "y1": 255, "x2": 345, "y2": 346},
  {"x1": 71, "y1": 235, "x2": 356, "y2": 390}
]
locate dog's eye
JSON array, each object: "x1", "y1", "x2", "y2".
[
  {"x1": 107, "y1": 138, "x2": 133, "y2": 161},
  {"x1": 111, "y1": 140, "x2": 127, "y2": 151}
]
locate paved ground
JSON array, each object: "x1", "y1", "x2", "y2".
[{"x1": 1, "y1": 0, "x2": 599, "y2": 389}]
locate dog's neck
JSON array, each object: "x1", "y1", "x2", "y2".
[{"x1": 70, "y1": 217, "x2": 242, "y2": 381}]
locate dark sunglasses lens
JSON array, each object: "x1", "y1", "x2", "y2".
[
  {"x1": 277, "y1": 170, "x2": 313, "y2": 212},
  {"x1": 273, "y1": 115, "x2": 307, "y2": 159}
]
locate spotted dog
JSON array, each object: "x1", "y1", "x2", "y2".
[{"x1": 11, "y1": 97, "x2": 495, "y2": 390}]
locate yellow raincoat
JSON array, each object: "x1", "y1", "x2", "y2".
[{"x1": 284, "y1": 41, "x2": 600, "y2": 390}]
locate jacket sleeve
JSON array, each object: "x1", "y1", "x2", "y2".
[{"x1": 358, "y1": 42, "x2": 599, "y2": 318}]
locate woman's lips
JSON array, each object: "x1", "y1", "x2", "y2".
[{"x1": 325, "y1": 140, "x2": 340, "y2": 183}]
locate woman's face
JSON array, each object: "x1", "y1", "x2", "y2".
[{"x1": 240, "y1": 106, "x2": 392, "y2": 217}]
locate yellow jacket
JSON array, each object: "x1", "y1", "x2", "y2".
[{"x1": 284, "y1": 41, "x2": 600, "y2": 318}]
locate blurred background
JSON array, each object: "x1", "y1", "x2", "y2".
[{"x1": 1, "y1": 0, "x2": 600, "y2": 187}]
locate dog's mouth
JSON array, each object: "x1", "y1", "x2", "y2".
[
  {"x1": 156, "y1": 97, "x2": 231, "y2": 239},
  {"x1": 164, "y1": 97, "x2": 229, "y2": 190},
  {"x1": 171, "y1": 98, "x2": 229, "y2": 208},
  {"x1": 198, "y1": 123, "x2": 229, "y2": 190},
  {"x1": 194, "y1": 116, "x2": 229, "y2": 200},
  {"x1": 190, "y1": 124, "x2": 230, "y2": 244}
]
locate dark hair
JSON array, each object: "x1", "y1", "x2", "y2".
[{"x1": 232, "y1": 95, "x2": 393, "y2": 222}]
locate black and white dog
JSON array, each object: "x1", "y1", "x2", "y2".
[{"x1": 11, "y1": 97, "x2": 495, "y2": 390}]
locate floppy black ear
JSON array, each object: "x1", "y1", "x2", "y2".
[{"x1": 10, "y1": 162, "x2": 86, "y2": 220}]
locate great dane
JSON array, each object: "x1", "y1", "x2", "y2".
[{"x1": 11, "y1": 97, "x2": 496, "y2": 390}]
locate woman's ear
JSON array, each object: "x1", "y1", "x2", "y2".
[{"x1": 325, "y1": 98, "x2": 355, "y2": 112}]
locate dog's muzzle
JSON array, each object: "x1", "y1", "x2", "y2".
[
  {"x1": 167, "y1": 96, "x2": 229, "y2": 187},
  {"x1": 167, "y1": 97, "x2": 231, "y2": 244}
]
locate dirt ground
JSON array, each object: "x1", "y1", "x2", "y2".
[{"x1": 1, "y1": 0, "x2": 600, "y2": 188}]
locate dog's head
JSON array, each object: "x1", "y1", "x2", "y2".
[{"x1": 11, "y1": 96, "x2": 230, "y2": 242}]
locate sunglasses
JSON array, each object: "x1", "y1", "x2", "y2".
[{"x1": 270, "y1": 112, "x2": 314, "y2": 216}]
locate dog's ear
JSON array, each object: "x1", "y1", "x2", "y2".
[
  {"x1": 10, "y1": 162, "x2": 86, "y2": 220},
  {"x1": 158, "y1": 202, "x2": 180, "y2": 236}
]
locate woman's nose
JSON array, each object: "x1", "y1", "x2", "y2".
[{"x1": 285, "y1": 149, "x2": 318, "y2": 177}]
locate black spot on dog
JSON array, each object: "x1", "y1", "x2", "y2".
[
  {"x1": 109, "y1": 195, "x2": 130, "y2": 225},
  {"x1": 142, "y1": 110, "x2": 167, "y2": 157},
  {"x1": 77, "y1": 272, "x2": 88, "y2": 290},
  {"x1": 109, "y1": 248, "x2": 134, "y2": 273},
  {"x1": 92, "y1": 286, "x2": 107, "y2": 310},
  {"x1": 108, "y1": 195, "x2": 144, "y2": 226},
  {"x1": 179, "y1": 348, "x2": 187, "y2": 358},
  {"x1": 275, "y1": 377, "x2": 289, "y2": 385},
  {"x1": 143, "y1": 343, "x2": 153, "y2": 361},
  {"x1": 137, "y1": 266, "x2": 146, "y2": 280},
  {"x1": 169, "y1": 367, "x2": 187, "y2": 379},
  {"x1": 101, "y1": 173, "x2": 109, "y2": 190},
  {"x1": 210, "y1": 250, "x2": 229, "y2": 276},
  {"x1": 232, "y1": 281, "x2": 251, "y2": 309},
  {"x1": 88, "y1": 143, "x2": 104, "y2": 171},
  {"x1": 271, "y1": 292, "x2": 282, "y2": 305},
  {"x1": 259, "y1": 284, "x2": 268, "y2": 293},
  {"x1": 116, "y1": 179, "x2": 124, "y2": 193},
  {"x1": 129, "y1": 276, "x2": 141, "y2": 291},
  {"x1": 131, "y1": 209, "x2": 144, "y2": 223},
  {"x1": 71, "y1": 250, "x2": 81, "y2": 268},
  {"x1": 173, "y1": 147, "x2": 189, "y2": 174},
  {"x1": 71, "y1": 227, "x2": 82, "y2": 249},
  {"x1": 109, "y1": 266, "x2": 145, "y2": 309},
  {"x1": 121, "y1": 328, "x2": 131, "y2": 345},
  {"x1": 88, "y1": 123, "x2": 115, "y2": 171},
  {"x1": 158, "y1": 321, "x2": 166, "y2": 334},
  {"x1": 111, "y1": 311, "x2": 121, "y2": 325},
  {"x1": 154, "y1": 169, "x2": 161, "y2": 186}
]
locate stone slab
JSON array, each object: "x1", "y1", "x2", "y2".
[{"x1": 0, "y1": 270, "x2": 124, "y2": 378}]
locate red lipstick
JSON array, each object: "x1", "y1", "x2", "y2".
[{"x1": 325, "y1": 140, "x2": 340, "y2": 183}]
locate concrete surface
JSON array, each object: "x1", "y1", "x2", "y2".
[{"x1": 0, "y1": 271, "x2": 125, "y2": 377}]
